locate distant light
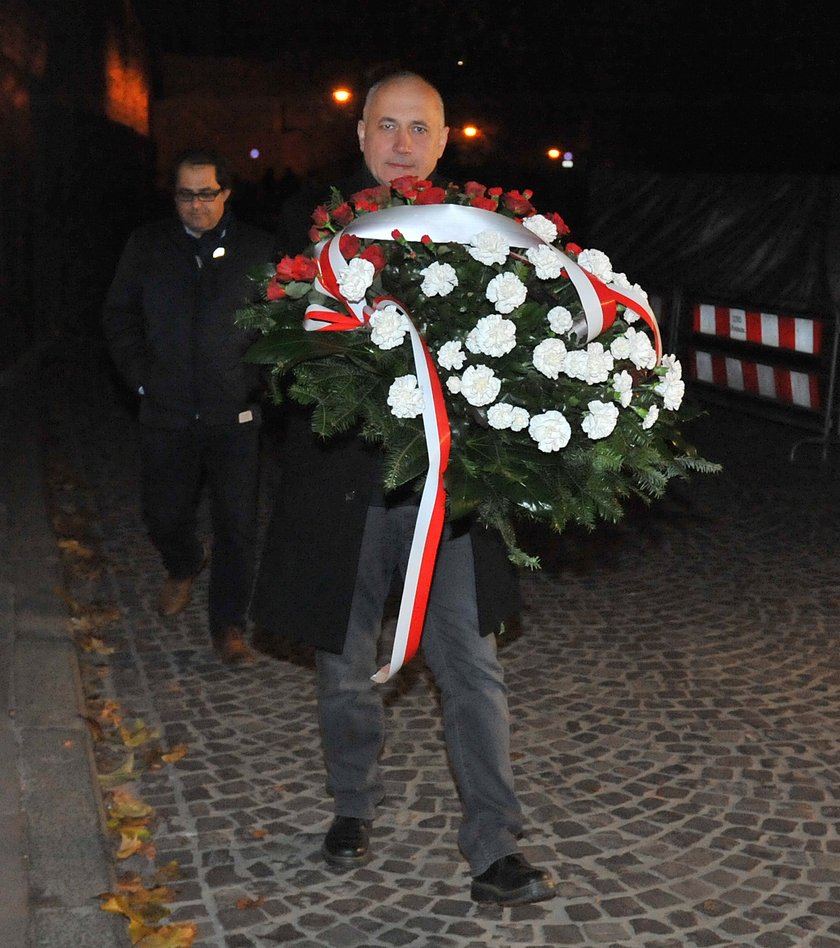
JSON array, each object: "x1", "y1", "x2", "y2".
[
  {"x1": 332, "y1": 87, "x2": 352, "y2": 104},
  {"x1": 463, "y1": 125, "x2": 479, "y2": 138},
  {"x1": 547, "y1": 148, "x2": 561, "y2": 160},
  {"x1": 249, "y1": 148, "x2": 260, "y2": 159},
  {"x1": 562, "y1": 151, "x2": 574, "y2": 168},
  {"x1": 457, "y1": 60, "x2": 465, "y2": 66}
]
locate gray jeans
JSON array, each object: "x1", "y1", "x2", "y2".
[{"x1": 316, "y1": 505, "x2": 524, "y2": 876}]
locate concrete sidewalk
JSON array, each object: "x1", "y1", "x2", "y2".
[
  {"x1": 0, "y1": 354, "x2": 122, "y2": 947},
  {"x1": 3, "y1": 343, "x2": 840, "y2": 947}
]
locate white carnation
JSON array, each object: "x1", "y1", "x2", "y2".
[
  {"x1": 487, "y1": 403, "x2": 530, "y2": 431},
  {"x1": 564, "y1": 341, "x2": 613, "y2": 384},
  {"x1": 532, "y1": 338, "x2": 567, "y2": 379},
  {"x1": 610, "y1": 333, "x2": 632, "y2": 361},
  {"x1": 467, "y1": 230, "x2": 510, "y2": 266},
  {"x1": 419, "y1": 261, "x2": 458, "y2": 297},
  {"x1": 612, "y1": 370, "x2": 633, "y2": 407},
  {"x1": 525, "y1": 244, "x2": 564, "y2": 280},
  {"x1": 628, "y1": 329, "x2": 657, "y2": 370},
  {"x1": 460, "y1": 364, "x2": 501, "y2": 406},
  {"x1": 661, "y1": 354, "x2": 683, "y2": 380},
  {"x1": 656, "y1": 375, "x2": 685, "y2": 411},
  {"x1": 576, "y1": 248, "x2": 614, "y2": 282},
  {"x1": 581, "y1": 400, "x2": 619, "y2": 440},
  {"x1": 609, "y1": 271, "x2": 632, "y2": 291},
  {"x1": 338, "y1": 257, "x2": 375, "y2": 302},
  {"x1": 522, "y1": 213, "x2": 558, "y2": 244},
  {"x1": 528, "y1": 410, "x2": 571, "y2": 453},
  {"x1": 465, "y1": 313, "x2": 516, "y2": 357},
  {"x1": 437, "y1": 340, "x2": 466, "y2": 371},
  {"x1": 547, "y1": 306, "x2": 573, "y2": 334},
  {"x1": 446, "y1": 376, "x2": 462, "y2": 394},
  {"x1": 387, "y1": 375, "x2": 424, "y2": 418},
  {"x1": 369, "y1": 305, "x2": 409, "y2": 350},
  {"x1": 642, "y1": 404, "x2": 659, "y2": 429},
  {"x1": 486, "y1": 272, "x2": 527, "y2": 314}
]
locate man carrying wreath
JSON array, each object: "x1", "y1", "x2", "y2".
[{"x1": 252, "y1": 72, "x2": 557, "y2": 905}]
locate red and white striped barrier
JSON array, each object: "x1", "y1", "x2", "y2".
[
  {"x1": 693, "y1": 304, "x2": 824, "y2": 356},
  {"x1": 689, "y1": 349, "x2": 821, "y2": 411}
]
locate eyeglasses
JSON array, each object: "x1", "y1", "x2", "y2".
[{"x1": 175, "y1": 188, "x2": 223, "y2": 203}]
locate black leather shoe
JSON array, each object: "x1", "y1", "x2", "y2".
[
  {"x1": 470, "y1": 853, "x2": 556, "y2": 905},
  {"x1": 321, "y1": 816, "x2": 371, "y2": 868}
]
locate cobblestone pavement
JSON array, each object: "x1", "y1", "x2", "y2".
[{"x1": 43, "y1": 352, "x2": 840, "y2": 948}]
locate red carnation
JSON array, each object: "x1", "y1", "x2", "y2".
[
  {"x1": 352, "y1": 185, "x2": 390, "y2": 212},
  {"x1": 488, "y1": 187, "x2": 503, "y2": 197},
  {"x1": 420, "y1": 234, "x2": 432, "y2": 246},
  {"x1": 308, "y1": 225, "x2": 322, "y2": 243},
  {"x1": 464, "y1": 180, "x2": 487, "y2": 198},
  {"x1": 469, "y1": 195, "x2": 497, "y2": 211},
  {"x1": 339, "y1": 234, "x2": 361, "y2": 259},
  {"x1": 565, "y1": 242, "x2": 582, "y2": 256},
  {"x1": 266, "y1": 278, "x2": 287, "y2": 301},
  {"x1": 360, "y1": 243, "x2": 386, "y2": 272},
  {"x1": 276, "y1": 254, "x2": 318, "y2": 282},
  {"x1": 311, "y1": 204, "x2": 330, "y2": 226},
  {"x1": 415, "y1": 186, "x2": 446, "y2": 205},
  {"x1": 332, "y1": 202, "x2": 354, "y2": 226},
  {"x1": 545, "y1": 211, "x2": 571, "y2": 236},
  {"x1": 502, "y1": 190, "x2": 535, "y2": 216},
  {"x1": 390, "y1": 175, "x2": 419, "y2": 200}
]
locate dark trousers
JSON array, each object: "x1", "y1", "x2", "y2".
[{"x1": 140, "y1": 420, "x2": 260, "y2": 637}]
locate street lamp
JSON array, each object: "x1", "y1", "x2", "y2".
[{"x1": 332, "y1": 87, "x2": 352, "y2": 105}]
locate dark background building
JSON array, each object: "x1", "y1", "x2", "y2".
[{"x1": 2, "y1": 0, "x2": 838, "y2": 377}]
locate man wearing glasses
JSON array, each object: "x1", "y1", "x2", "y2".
[{"x1": 103, "y1": 148, "x2": 274, "y2": 663}]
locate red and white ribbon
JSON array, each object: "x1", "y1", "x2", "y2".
[{"x1": 301, "y1": 203, "x2": 662, "y2": 682}]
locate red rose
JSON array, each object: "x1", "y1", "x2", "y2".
[
  {"x1": 360, "y1": 243, "x2": 386, "y2": 272},
  {"x1": 415, "y1": 186, "x2": 446, "y2": 205},
  {"x1": 266, "y1": 278, "x2": 287, "y2": 301},
  {"x1": 339, "y1": 234, "x2": 361, "y2": 259},
  {"x1": 545, "y1": 211, "x2": 571, "y2": 236},
  {"x1": 502, "y1": 190, "x2": 535, "y2": 216}
]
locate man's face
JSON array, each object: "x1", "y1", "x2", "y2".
[
  {"x1": 174, "y1": 163, "x2": 230, "y2": 234},
  {"x1": 357, "y1": 77, "x2": 449, "y2": 186}
]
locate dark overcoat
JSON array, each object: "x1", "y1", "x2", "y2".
[{"x1": 250, "y1": 170, "x2": 522, "y2": 654}]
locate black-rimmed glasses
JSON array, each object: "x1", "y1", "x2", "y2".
[{"x1": 175, "y1": 188, "x2": 223, "y2": 203}]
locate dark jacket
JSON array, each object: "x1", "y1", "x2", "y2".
[
  {"x1": 251, "y1": 169, "x2": 521, "y2": 653},
  {"x1": 103, "y1": 213, "x2": 274, "y2": 428}
]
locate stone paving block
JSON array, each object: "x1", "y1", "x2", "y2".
[{"x1": 14, "y1": 360, "x2": 840, "y2": 948}]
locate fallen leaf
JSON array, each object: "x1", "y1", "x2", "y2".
[
  {"x1": 97, "y1": 751, "x2": 138, "y2": 787},
  {"x1": 249, "y1": 828, "x2": 267, "y2": 840},
  {"x1": 119, "y1": 720, "x2": 160, "y2": 748},
  {"x1": 80, "y1": 715, "x2": 107, "y2": 742},
  {"x1": 109, "y1": 789, "x2": 153, "y2": 820},
  {"x1": 161, "y1": 744, "x2": 188, "y2": 765},
  {"x1": 235, "y1": 896, "x2": 265, "y2": 910},
  {"x1": 134, "y1": 922, "x2": 198, "y2": 947}
]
